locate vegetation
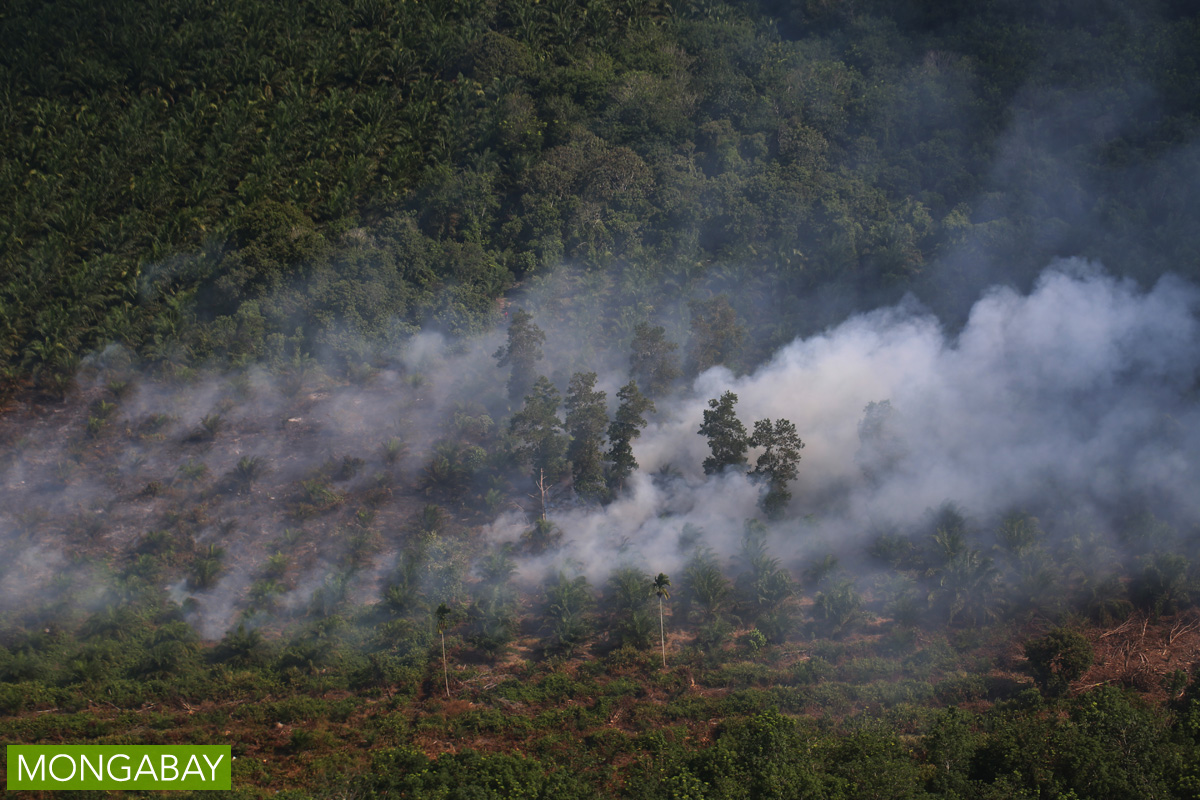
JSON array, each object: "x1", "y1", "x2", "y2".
[
  {"x1": 4, "y1": 0, "x2": 1200, "y2": 796},
  {"x1": 1025, "y1": 627, "x2": 1095, "y2": 697},
  {"x1": 699, "y1": 391, "x2": 750, "y2": 475},
  {"x1": 605, "y1": 380, "x2": 654, "y2": 492},
  {"x1": 748, "y1": 418, "x2": 804, "y2": 518},
  {"x1": 495, "y1": 310, "x2": 546, "y2": 405},
  {"x1": 652, "y1": 572, "x2": 672, "y2": 668},
  {"x1": 628, "y1": 323, "x2": 680, "y2": 399},
  {"x1": 564, "y1": 372, "x2": 609, "y2": 500},
  {"x1": 4, "y1": 0, "x2": 1200, "y2": 398}
]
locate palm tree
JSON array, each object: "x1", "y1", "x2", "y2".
[
  {"x1": 937, "y1": 550, "x2": 1000, "y2": 626},
  {"x1": 542, "y1": 571, "x2": 593, "y2": 656},
  {"x1": 652, "y1": 573, "x2": 671, "y2": 667},
  {"x1": 521, "y1": 517, "x2": 563, "y2": 555},
  {"x1": 607, "y1": 568, "x2": 653, "y2": 648},
  {"x1": 683, "y1": 549, "x2": 730, "y2": 622}
]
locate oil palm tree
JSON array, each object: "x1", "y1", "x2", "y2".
[
  {"x1": 542, "y1": 571, "x2": 593, "y2": 655},
  {"x1": 652, "y1": 573, "x2": 671, "y2": 668},
  {"x1": 607, "y1": 567, "x2": 653, "y2": 648}
]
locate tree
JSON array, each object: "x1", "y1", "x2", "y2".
[
  {"x1": 1130, "y1": 553, "x2": 1191, "y2": 617},
  {"x1": 737, "y1": 521, "x2": 794, "y2": 643},
  {"x1": 811, "y1": 579, "x2": 863, "y2": 638},
  {"x1": 996, "y1": 513, "x2": 1059, "y2": 619},
  {"x1": 685, "y1": 296, "x2": 744, "y2": 376},
  {"x1": 467, "y1": 550, "x2": 519, "y2": 659},
  {"x1": 629, "y1": 321, "x2": 680, "y2": 397},
  {"x1": 682, "y1": 548, "x2": 731, "y2": 622},
  {"x1": 748, "y1": 418, "x2": 804, "y2": 518},
  {"x1": 467, "y1": 585, "x2": 518, "y2": 659},
  {"x1": 936, "y1": 549, "x2": 1001, "y2": 627},
  {"x1": 521, "y1": 517, "x2": 563, "y2": 555},
  {"x1": 542, "y1": 571, "x2": 593, "y2": 655},
  {"x1": 856, "y1": 399, "x2": 904, "y2": 484},
  {"x1": 1081, "y1": 573, "x2": 1133, "y2": 625},
  {"x1": 509, "y1": 376, "x2": 568, "y2": 486},
  {"x1": 606, "y1": 380, "x2": 655, "y2": 492},
  {"x1": 699, "y1": 391, "x2": 749, "y2": 475},
  {"x1": 1025, "y1": 627, "x2": 1093, "y2": 697},
  {"x1": 607, "y1": 567, "x2": 654, "y2": 649},
  {"x1": 213, "y1": 624, "x2": 270, "y2": 668},
  {"x1": 652, "y1": 572, "x2": 671, "y2": 667},
  {"x1": 494, "y1": 309, "x2": 545, "y2": 404},
  {"x1": 564, "y1": 371, "x2": 608, "y2": 499},
  {"x1": 230, "y1": 455, "x2": 269, "y2": 494},
  {"x1": 190, "y1": 544, "x2": 225, "y2": 590},
  {"x1": 435, "y1": 603, "x2": 453, "y2": 697},
  {"x1": 690, "y1": 709, "x2": 825, "y2": 800}
]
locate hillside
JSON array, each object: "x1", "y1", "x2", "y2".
[{"x1": 5, "y1": 0, "x2": 1200, "y2": 798}]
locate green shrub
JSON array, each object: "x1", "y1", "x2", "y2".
[{"x1": 1024, "y1": 628, "x2": 1093, "y2": 697}]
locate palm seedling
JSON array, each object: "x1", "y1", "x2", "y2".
[
  {"x1": 232, "y1": 455, "x2": 268, "y2": 493},
  {"x1": 190, "y1": 544, "x2": 225, "y2": 590},
  {"x1": 382, "y1": 436, "x2": 407, "y2": 464}
]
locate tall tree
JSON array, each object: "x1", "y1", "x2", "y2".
[
  {"x1": 494, "y1": 309, "x2": 545, "y2": 403},
  {"x1": 606, "y1": 380, "x2": 655, "y2": 492},
  {"x1": 685, "y1": 296, "x2": 745, "y2": 376},
  {"x1": 748, "y1": 418, "x2": 804, "y2": 518},
  {"x1": 856, "y1": 399, "x2": 903, "y2": 484},
  {"x1": 699, "y1": 391, "x2": 749, "y2": 475},
  {"x1": 564, "y1": 371, "x2": 608, "y2": 500},
  {"x1": 509, "y1": 376, "x2": 568, "y2": 486},
  {"x1": 629, "y1": 322, "x2": 681, "y2": 397},
  {"x1": 652, "y1": 572, "x2": 672, "y2": 668},
  {"x1": 435, "y1": 603, "x2": 453, "y2": 698}
]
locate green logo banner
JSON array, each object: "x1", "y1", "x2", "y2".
[{"x1": 7, "y1": 745, "x2": 232, "y2": 790}]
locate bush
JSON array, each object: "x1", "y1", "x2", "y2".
[{"x1": 1024, "y1": 628, "x2": 1093, "y2": 697}]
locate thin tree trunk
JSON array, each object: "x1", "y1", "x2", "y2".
[
  {"x1": 538, "y1": 469, "x2": 547, "y2": 520},
  {"x1": 441, "y1": 630, "x2": 449, "y2": 698},
  {"x1": 659, "y1": 596, "x2": 667, "y2": 668},
  {"x1": 528, "y1": 469, "x2": 548, "y2": 520}
]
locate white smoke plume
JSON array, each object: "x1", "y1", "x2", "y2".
[
  {"x1": 529, "y1": 260, "x2": 1200, "y2": 580},
  {"x1": 1, "y1": 259, "x2": 1197, "y2": 637}
]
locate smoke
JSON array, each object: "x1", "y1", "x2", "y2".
[
  {"x1": 0, "y1": 259, "x2": 1197, "y2": 640},
  {"x1": 527, "y1": 260, "x2": 1200, "y2": 580}
]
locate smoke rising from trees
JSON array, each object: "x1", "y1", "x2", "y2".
[
  {"x1": 483, "y1": 260, "x2": 1200, "y2": 587},
  {"x1": 0, "y1": 259, "x2": 1197, "y2": 641}
]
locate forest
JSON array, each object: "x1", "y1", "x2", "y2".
[{"x1": 3, "y1": 0, "x2": 1200, "y2": 797}]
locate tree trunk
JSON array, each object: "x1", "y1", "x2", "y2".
[
  {"x1": 659, "y1": 595, "x2": 667, "y2": 668},
  {"x1": 441, "y1": 630, "x2": 449, "y2": 698},
  {"x1": 537, "y1": 468, "x2": 547, "y2": 520}
]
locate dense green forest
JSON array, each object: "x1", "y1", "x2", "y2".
[
  {"x1": 3, "y1": 0, "x2": 1200, "y2": 394},
  {"x1": 5, "y1": 0, "x2": 1200, "y2": 797}
]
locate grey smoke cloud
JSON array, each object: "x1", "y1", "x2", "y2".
[
  {"x1": 527, "y1": 260, "x2": 1200, "y2": 580},
  {"x1": 1, "y1": 259, "x2": 1197, "y2": 637}
]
